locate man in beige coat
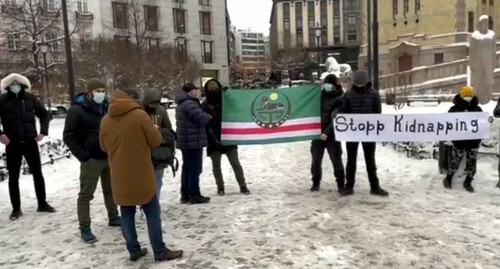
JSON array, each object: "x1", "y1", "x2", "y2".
[{"x1": 99, "y1": 89, "x2": 183, "y2": 262}]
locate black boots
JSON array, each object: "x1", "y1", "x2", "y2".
[
  {"x1": 443, "y1": 175, "x2": 452, "y2": 189},
  {"x1": 310, "y1": 182, "x2": 320, "y2": 192},
  {"x1": 217, "y1": 188, "x2": 225, "y2": 196},
  {"x1": 9, "y1": 210, "x2": 23, "y2": 221},
  {"x1": 370, "y1": 187, "x2": 389, "y2": 197},
  {"x1": 463, "y1": 177, "x2": 474, "y2": 193},
  {"x1": 37, "y1": 203, "x2": 56, "y2": 213},
  {"x1": 240, "y1": 186, "x2": 250, "y2": 195}
]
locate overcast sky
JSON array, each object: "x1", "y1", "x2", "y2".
[{"x1": 227, "y1": 0, "x2": 273, "y2": 34}]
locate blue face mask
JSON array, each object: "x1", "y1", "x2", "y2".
[
  {"x1": 323, "y1": 83, "x2": 334, "y2": 92},
  {"x1": 9, "y1": 84, "x2": 22, "y2": 94},
  {"x1": 92, "y1": 92, "x2": 106, "y2": 104}
]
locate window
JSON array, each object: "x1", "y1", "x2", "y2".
[
  {"x1": 46, "y1": 33, "x2": 60, "y2": 52},
  {"x1": 393, "y1": 0, "x2": 398, "y2": 17},
  {"x1": 295, "y1": 3, "x2": 302, "y2": 29},
  {"x1": 7, "y1": 33, "x2": 21, "y2": 50},
  {"x1": 77, "y1": 0, "x2": 88, "y2": 13},
  {"x1": 308, "y1": 1, "x2": 315, "y2": 46},
  {"x1": 404, "y1": 0, "x2": 409, "y2": 14},
  {"x1": 347, "y1": 30, "x2": 357, "y2": 41},
  {"x1": 199, "y1": 0, "x2": 210, "y2": 6},
  {"x1": 144, "y1": 6, "x2": 158, "y2": 31},
  {"x1": 346, "y1": 0, "x2": 357, "y2": 9},
  {"x1": 283, "y1": 3, "x2": 290, "y2": 30},
  {"x1": 415, "y1": 0, "x2": 421, "y2": 13},
  {"x1": 434, "y1": 53, "x2": 444, "y2": 64},
  {"x1": 146, "y1": 38, "x2": 160, "y2": 50},
  {"x1": 175, "y1": 38, "x2": 187, "y2": 61},
  {"x1": 489, "y1": 16, "x2": 493, "y2": 30},
  {"x1": 320, "y1": 1, "x2": 327, "y2": 46},
  {"x1": 468, "y1": 11, "x2": 474, "y2": 32},
  {"x1": 333, "y1": 0, "x2": 341, "y2": 43},
  {"x1": 200, "y1": 12, "x2": 212, "y2": 35},
  {"x1": 347, "y1": 13, "x2": 357, "y2": 25},
  {"x1": 490, "y1": 0, "x2": 493, "y2": 6},
  {"x1": 112, "y1": 2, "x2": 128, "y2": 29},
  {"x1": 4, "y1": 0, "x2": 18, "y2": 7},
  {"x1": 80, "y1": 33, "x2": 92, "y2": 50},
  {"x1": 43, "y1": 0, "x2": 57, "y2": 10},
  {"x1": 173, "y1": 9, "x2": 186, "y2": 33},
  {"x1": 201, "y1": 41, "x2": 213, "y2": 63}
]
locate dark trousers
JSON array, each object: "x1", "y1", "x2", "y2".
[
  {"x1": 180, "y1": 148, "x2": 203, "y2": 197},
  {"x1": 120, "y1": 196, "x2": 166, "y2": 258},
  {"x1": 310, "y1": 139, "x2": 345, "y2": 187},
  {"x1": 209, "y1": 148, "x2": 247, "y2": 189},
  {"x1": 345, "y1": 142, "x2": 380, "y2": 190},
  {"x1": 6, "y1": 140, "x2": 47, "y2": 211}
]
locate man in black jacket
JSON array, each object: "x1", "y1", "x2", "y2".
[
  {"x1": 339, "y1": 71, "x2": 388, "y2": 197},
  {"x1": 310, "y1": 74, "x2": 345, "y2": 193},
  {"x1": 444, "y1": 86, "x2": 482, "y2": 192},
  {"x1": 63, "y1": 78, "x2": 120, "y2": 243},
  {"x1": 202, "y1": 79, "x2": 250, "y2": 196},
  {"x1": 0, "y1": 73, "x2": 55, "y2": 220}
]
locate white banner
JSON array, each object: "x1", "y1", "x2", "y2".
[{"x1": 334, "y1": 113, "x2": 491, "y2": 142}]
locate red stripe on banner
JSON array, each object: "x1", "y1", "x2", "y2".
[{"x1": 222, "y1": 123, "x2": 321, "y2": 135}]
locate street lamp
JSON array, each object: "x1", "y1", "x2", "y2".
[
  {"x1": 39, "y1": 41, "x2": 51, "y2": 111},
  {"x1": 313, "y1": 22, "x2": 323, "y2": 79}
]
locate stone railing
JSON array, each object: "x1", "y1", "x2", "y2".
[{"x1": 380, "y1": 51, "x2": 500, "y2": 90}]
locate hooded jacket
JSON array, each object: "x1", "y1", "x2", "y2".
[
  {"x1": 339, "y1": 83, "x2": 382, "y2": 114},
  {"x1": 141, "y1": 88, "x2": 175, "y2": 169},
  {"x1": 0, "y1": 73, "x2": 49, "y2": 142},
  {"x1": 99, "y1": 91, "x2": 162, "y2": 206},
  {"x1": 201, "y1": 79, "x2": 237, "y2": 156},
  {"x1": 63, "y1": 92, "x2": 108, "y2": 163},
  {"x1": 448, "y1": 94, "x2": 482, "y2": 149},
  {"x1": 320, "y1": 85, "x2": 344, "y2": 137},
  {"x1": 175, "y1": 90, "x2": 211, "y2": 150}
]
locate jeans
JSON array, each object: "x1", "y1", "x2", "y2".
[
  {"x1": 310, "y1": 139, "x2": 345, "y2": 186},
  {"x1": 120, "y1": 196, "x2": 166, "y2": 258},
  {"x1": 209, "y1": 148, "x2": 247, "y2": 189},
  {"x1": 345, "y1": 142, "x2": 380, "y2": 190},
  {"x1": 155, "y1": 169, "x2": 164, "y2": 200},
  {"x1": 180, "y1": 148, "x2": 203, "y2": 197}
]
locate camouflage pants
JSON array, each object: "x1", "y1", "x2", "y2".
[{"x1": 447, "y1": 148, "x2": 478, "y2": 177}]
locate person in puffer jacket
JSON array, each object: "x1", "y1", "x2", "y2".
[
  {"x1": 175, "y1": 83, "x2": 212, "y2": 204},
  {"x1": 444, "y1": 86, "x2": 482, "y2": 193}
]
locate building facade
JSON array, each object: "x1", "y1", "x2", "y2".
[
  {"x1": 359, "y1": 0, "x2": 500, "y2": 76},
  {"x1": 234, "y1": 29, "x2": 269, "y2": 74},
  {"x1": 269, "y1": 0, "x2": 362, "y2": 76},
  {"x1": 0, "y1": 0, "x2": 230, "y2": 87}
]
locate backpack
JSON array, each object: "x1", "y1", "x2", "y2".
[{"x1": 152, "y1": 128, "x2": 179, "y2": 176}]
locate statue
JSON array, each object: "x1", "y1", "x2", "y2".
[
  {"x1": 470, "y1": 15, "x2": 496, "y2": 104},
  {"x1": 319, "y1": 56, "x2": 352, "y2": 81}
]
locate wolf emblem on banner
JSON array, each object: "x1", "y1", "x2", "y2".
[{"x1": 251, "y1": 91, "x2": 291, "y2": 129}]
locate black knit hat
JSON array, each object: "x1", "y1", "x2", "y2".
[
  {"x1": 86, "y1": 78, "x2": 106, "y2": 92},
  {"x1": 182, "y1": 83, "x2": 198, "y2": 92}
]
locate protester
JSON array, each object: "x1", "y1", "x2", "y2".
[
  {"x1": 141, "y1": 88, "x2": 175, "y2": 200},
  {"x1": 202, "y1": 79, "x2": 250, "y2": 196},
  {"x1": 494, "y1": 98, "x2": 500, "y2": 189},
  {"x1": 99, "y1": 89, "x2": 183, "y2": 262},
  {"x1": 339, "y1": 71, "x2": 389, "y2": 197},
  {"x1": 444, "y1": 86, "x2": 482, "y2": 192},
  {"x1": 0, "y1": 73, "x2": 55, "y2": 220},
  {"x1": 310, "y1": 74, "x2": 345, "y2": 193},
  {"x1": 63, "y1": 78, "x2": 120, "y2": 243},
  {"x1": 175, "y1": 83, "x2": 212, "y2": 204}
]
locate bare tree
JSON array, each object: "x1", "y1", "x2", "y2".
[
  {"x1": 383, "y1": 72, "x2": 411, "y2": 110},
  {"x1": 272, "y1": 47, "x2": 309, "y2": 73}
]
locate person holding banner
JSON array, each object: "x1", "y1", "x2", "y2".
[
  {"x1": 310, "y1": 74, "x2": 345, "y2": 192},
  {"x1": 339, "y1": 71, "x2": 389, "y2": 197},
  {"x1": 443, "y1": 86, "x2": 482, "y2": 192}
]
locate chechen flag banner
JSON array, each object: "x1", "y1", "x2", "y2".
[{"x1": 221, "y1": 85, "x2": 322, "y2": 145}]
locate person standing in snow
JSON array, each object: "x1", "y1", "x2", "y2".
[
  {"x1": 202, "y1": 79, "x2": 250, "y2": 196},
  {"x1": 493, "y1": 98, "x2": 500, "y2": 189},
  {"x1": 63, "y1": 78, "x2": 120, "y2": 243},
  {"x1": 176, "y1": 83, "x2": 212, "y2": 204},
  {"x1": 444, "y1": 86, "x2": 482, "y2": 192},
  {"x1": 339, "y1": 70, "x2": 389, "y2": 197},
  {"x1": 0, "y1": 73, "x2": 55, "y2": 220},
  {"x1": 310, "y1": 74, "x2": 345, "y2": 193},
  {"x1": 99, "y1": 89, "x2": 183, "y2": 262},
  {"x1": 141, "y1": 88, "x2": 175, "y2": 200}
]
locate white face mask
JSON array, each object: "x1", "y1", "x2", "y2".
[
  {"x1": 463, "y1": 97, "x2": 473, "y2": 102},
  {"x1": 92, "y1": 92, "x2": 106, "y2": 104},
  {"x1": 9, "y1": 84, "x2": 22, "y2": 94},
  {"x1": 323, "y1": 83, "x2": 334, "y2": 92}
]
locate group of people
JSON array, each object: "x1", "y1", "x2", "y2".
[{"x1": 0, "y1": 69, "x2": 494, "y2": 262}]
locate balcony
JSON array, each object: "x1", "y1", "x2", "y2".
[
  {"x1": 75, "y1": 10, "x2": 94, "y2": 21},
  {"x1": 40, "y1": 8, "x2": 60, "y2": 18},
  {"x1": 1, "y1": 5, "x2": 22, "y2": 14}
]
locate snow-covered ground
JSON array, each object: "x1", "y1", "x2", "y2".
[{"x1": 0, "y1": 102, "x2": 500, "y2": 269}]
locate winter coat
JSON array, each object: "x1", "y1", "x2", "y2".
[
  {"x1": 320, "y1": 86, "x2": 344, "y2": 137},
  {"x1": 142, "y1": 89, "x2": 175, "y2": 169},
  {"x1": 0, "y1": 73, "x2": 49, "y2": 142},
  {"x1": 201, "y1": 79, "x2": 237, "y2": 156},
  {"x1": 175, "y1": 91, "x2": 211, "y2": 150},
  {"x1": 63, "y1": 93, "x2": 108, "y2": 163},
  {"x1": 493, "y1": 98, "x2": 500, "y2": 118},
  {"x1": 99, "y1": 91, "x2": 162, "y2": 206},
  {"x1": 339, "y1": 83, "x2": 382, "y2": 114},
  {"x1": 448, "y1": 94, "x2": 482, "y2": 149}
]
